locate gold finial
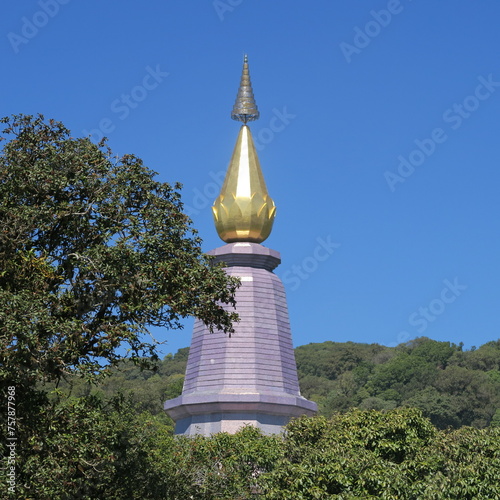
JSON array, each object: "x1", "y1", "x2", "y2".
[
  {"x1": 212, "y1": 125, "x2": 276, "y2": 243},
  {"x1": 213, "y1": 57, "x2": 275, "y2": 243},
  {"x1": 231, "y1": 54, "x2": 260, "y2": 123}
]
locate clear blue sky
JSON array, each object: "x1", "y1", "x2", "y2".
[{"x1": 3, "y1": 1, "x2": 500, "y2": 356}]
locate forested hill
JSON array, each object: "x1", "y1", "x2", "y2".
[
  {"x1": 63, "y1": 337, "x2": 500, "y2": 430},
  {"x1": 295, "y1": 337, "x2": 500, "y2": 429}
]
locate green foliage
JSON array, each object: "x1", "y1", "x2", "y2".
[
  {"x1": 15, "y1": 394, "x2": 179, "y2": 499},
  {"x1": 58, "y1": 335, "x2": 499, "y2": 434},
  {"x1": 295, "y1": 341, "x2": 391, "y2": 380},
  {"x1": 260, "y1": 409, "x2": 500, "y2": 499},
  {"x1": 11, "y1": 403, "x2": 500, "y2": 499},
  {"x1": 53, "y1": 349, "x2": 188, "y2": 418},
  {"x1": 169, "y1": 426, "x2": 283, "y2": 499},
  {"x1": 404, "y1": 387, "x2": 461, "y2": 429},
  {"x1": 296, "y1": 337, "x2": 500, "y2": 429},
  {"x1": 399, "y1": 336, "x2": 457, "y2": 367},
  {"x1": 0, "y1": 114, "x2": 240, "y2": 498},
  {"x1": 2, "y1": 113, "x2": 499, "y2": 498},
  {"x1": 0, "y1": 114, "x2": 238, "y2": 389},
  {"x1": 14, "y1": 392, "x2": 282, "y2": 499},
  {"x1": 464, "y1": 340, "x2": 500, "y2": 371},
  {"x1": 13, "y1": 337, "x2": 500, "y2": 497}
]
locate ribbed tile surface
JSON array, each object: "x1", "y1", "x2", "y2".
[
  {"x1": 183, "y1": 263, "x2": 300, "y2": 396},
  {"x1": 164, "y1": 243, "x2": 317, "y2": 434}
]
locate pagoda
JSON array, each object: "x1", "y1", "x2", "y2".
[{"x1": 164, "y1": 56, "x2": 317, "y2": 435}]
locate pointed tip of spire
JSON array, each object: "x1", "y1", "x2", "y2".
[{"x1": 231, "y1": 55, "x2": 259, "y2": 124}]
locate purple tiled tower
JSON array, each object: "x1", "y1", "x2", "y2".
[{"x1": 164, "y1": 56, "x2": 317, "y2": 435}]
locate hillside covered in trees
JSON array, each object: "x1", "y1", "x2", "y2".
[
  {"x1": 296, "y1": 337, "x2": 500, "y2": 429},
  {"x1": 61, "y1": 336, "x2": 500, "y2": 430}
]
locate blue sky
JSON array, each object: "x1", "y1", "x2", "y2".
[{"x1": 2, "y1": 1, "x2": 500, "y2": 356}]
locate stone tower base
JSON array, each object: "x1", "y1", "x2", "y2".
[{"x1": 164, "y1": 243, "x2": 317, "y2": 436}]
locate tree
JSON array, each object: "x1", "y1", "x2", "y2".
[
  {"x1": 465, "y1": 340, "x2": 500, "y2": 371},
  {"x1": 404, "y1": 387, "x2": 461, "y2": 429},
  {"x1": 0, "y1": 114, "x2": 239, "y2": 497},
  {"x1": 259, "y1": 409, "x2": 500, "y2": 499},
  {"x1": 295, "y1": 337, "x2": 500, "y2": 428},
  {"x1": 0, "y1": 114, "x2": 238, "y2": 388},
  {"x1": 17, "y1": 390, "x2": 283, "y2": 499},
  {"x1": 401, "y1": 337, "x2": 457, "y2": 368},
  {"x1": 15, "y1": 393, "x2": 180, "y2": 499},
  {"x1": 367, "y1": 352, "x2": 436, "y2": 400}
]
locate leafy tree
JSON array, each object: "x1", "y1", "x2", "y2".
[
  {"x1": 168, "y1": 426, "x2": 283, "y2": 499},
  {"x1": 0, "y1": 114, "x2": 238, "y2": 385},
  {"x1": 51, "y1": 349, "x2": 188, "y2": 418},
  {"x1": 491, "y1": 409, "x2": 500, "y2": 427},
  {"x1": 0, "y1": 114, "x2": 239, "y2": 496},
  {"x1": 404, "y1": 387, "x2": 461, "y2": 429},
  {"x1": 359, "y1": 396, "x2": 398, "y2": 411},
  {"x1": 411, "y1": 425, "x2": 500, "y2": 499},
  {"x1": 296, "y1": 337, "x2": 500, "y2": 428},
  {"x1": 401, "y1": 337, "x2": 457, "y2": 367},
  {"x1": 434, "y1": 366, "x2": 497, "y2": 427},
  {"x1": 18, "y1": 393, "x2": 283, "y2": 500},
  {"x1": 295, "y1": 341, "x2": 391, "y2": 380},
  {"x1": 9, "y1": 394, "x2": 500, "y2": 498},
  {"x1": 260, "y1": 408, "x2": 436, "y2": 498},
  {"x1": 51, "y1": 336, "x2": 500, "y2": 432},
  {"x1": 367, "y1": 352, "x2": 436, "y2": 399},
  {"x1": 465, "y1": 340, "x2": 500, "y2": 371},
  {"x1": 259, "y1": 409, "x2": 500, "y2": 499},
  {"x1": 15, "y1": 393, "x2": 180, "y2": 499}
]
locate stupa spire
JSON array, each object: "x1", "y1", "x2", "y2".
[
  {"x1": 212, "y1": 56, "x2": 276, "y2": 243},
  {"x1": 231, "y1": 54, "x2": 260, "y2": 123},
  {"x1": 164, "y1": 55, "x2": 317, "y2": 436}
]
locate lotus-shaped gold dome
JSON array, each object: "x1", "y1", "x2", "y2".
[{"x1": 212, "y1": 125, "x2": 276, "y2": 243}]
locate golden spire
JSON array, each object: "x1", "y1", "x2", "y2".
[{"x1": 212, "y1": 56, "x2": 276, "y2": 243}]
